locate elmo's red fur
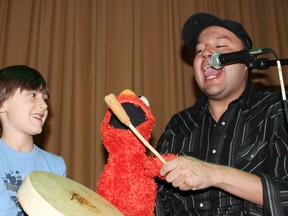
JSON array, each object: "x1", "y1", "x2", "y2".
[{"x1": 97, "y1": 90, "x2": 176, "y2": 216}]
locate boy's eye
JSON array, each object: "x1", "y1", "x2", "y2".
[
  {"x1": 29, "y1": 92, "x2": 37, "y2": 97},
  {"x1": 29, "y1": 92, "x2": 47, "y2": 100}
]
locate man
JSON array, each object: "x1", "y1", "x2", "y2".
[{"x1": 155, "y1": 13, "x2": 288, "y2": 215}]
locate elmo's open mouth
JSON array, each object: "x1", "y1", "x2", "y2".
[{"x1": 109, "y1": 102, "x2": 147, "y2": 129}]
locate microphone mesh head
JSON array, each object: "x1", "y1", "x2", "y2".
[{"x1": 209, "y1": 52, "x2": 223, "y2": 69}]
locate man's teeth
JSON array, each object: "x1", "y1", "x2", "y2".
[{"x1": 206, "y1": 75, "x2": 216, "y2": 80}]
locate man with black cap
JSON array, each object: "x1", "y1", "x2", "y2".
[{"x1": 155, "y1": 13, "x2": 288, "y2": 215}]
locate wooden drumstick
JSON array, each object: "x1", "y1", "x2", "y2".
[{"x1": 104, "y1": 93, "x2": 166, "y2": 164}]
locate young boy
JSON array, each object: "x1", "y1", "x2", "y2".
[{"x1": 0, "y1": 65, "x2": 66, "y2": 215}]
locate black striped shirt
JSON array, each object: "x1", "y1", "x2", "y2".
[{"x1": 155, "y1": 81, "x2": 288, "y2": 216}]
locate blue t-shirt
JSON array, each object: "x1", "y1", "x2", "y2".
[{"x1": 0, "y1": 139, "x2": 66, "y2": 216}]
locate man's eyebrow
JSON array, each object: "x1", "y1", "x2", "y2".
[
  {"x1": 215, "y1": 35, "x2": 231, "y2": 41},
  {"x1": 197, "y1": 34, "x2": 230, "y2": 44},
  {"x1": 195, "y1": 33, "x2": 235, "y2": 49}
]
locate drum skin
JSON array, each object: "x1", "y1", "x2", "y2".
[{"x1": 18, "y1": 171, "x2": 123, "y2": 216}]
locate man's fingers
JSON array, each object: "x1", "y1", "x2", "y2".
[{"x1": 159, "y1": 158, "x2": 178, "y2": 176}]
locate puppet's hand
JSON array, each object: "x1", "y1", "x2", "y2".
[{"x1": 144, "y1": 154, "x2": 178, "y2": 178}]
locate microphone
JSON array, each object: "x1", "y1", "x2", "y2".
[{"x1": 209, "y1": 48, "x2": 272, "y2": 70}]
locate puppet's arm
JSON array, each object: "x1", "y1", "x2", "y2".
[{"x1": 143, "y1": 154, "x2": 178, "y2": 179}]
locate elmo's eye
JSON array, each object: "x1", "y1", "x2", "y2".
[{"x1": 139, "y1": 95, "x2": 150, "y2": 107}]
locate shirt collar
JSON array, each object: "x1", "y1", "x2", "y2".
[{"x1": 194, "y1": 80, "x2": 255, "y2": 112}]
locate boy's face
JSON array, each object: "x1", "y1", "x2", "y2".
[{"x1": 0, "y1": 88, "x2": 48, "y2": 136}]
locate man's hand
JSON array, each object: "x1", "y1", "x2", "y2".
[
  {"x1": 159, "y1": 156, "x2": 263, "y2": 206},
  {"x1": 160, "y1": 156, "x2": 216, "y2": 191}
]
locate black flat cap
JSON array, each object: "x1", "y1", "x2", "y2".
[{"x1": 181, "y1": 13, "x2": 253, "y2": 49}]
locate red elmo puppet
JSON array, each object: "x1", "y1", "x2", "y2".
[{"x1": 97, "y1": 89, "x2": 176, "y2": 216}]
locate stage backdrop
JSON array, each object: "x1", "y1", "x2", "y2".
[{"x1": 0, "y1": 0, "x2": 287, "y2": 190}]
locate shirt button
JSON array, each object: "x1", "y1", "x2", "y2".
[
  {"x1": 200, "y1": 203, "x2": 204, "y2": 208},
  {"x1": 221, "y1": 121, "x2": 225, "y2": 125},
  {"x1": 213, "y1": 124, "x2": 216, "y2": 127},
  {"x1": 212, "y1": 149, "x2": 216, "y2": 154}
]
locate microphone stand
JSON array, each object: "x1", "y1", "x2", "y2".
[
  {"x1": 254, "y1": 58, "x2": 288, "y2": 128},
  {"x1": 283, "y1": 100, "x2": 288, "y2": 129},
  {"x1": 255, "y1": 58, "x2": 288, "y2": 70}
]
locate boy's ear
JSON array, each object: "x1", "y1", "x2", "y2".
[{"x1": 0, "y1": 103, "x2": 7, "y2": 113}]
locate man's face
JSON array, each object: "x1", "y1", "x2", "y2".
[{"x1": 193, "y1": 26, "x2": 249, "y2": 102}]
